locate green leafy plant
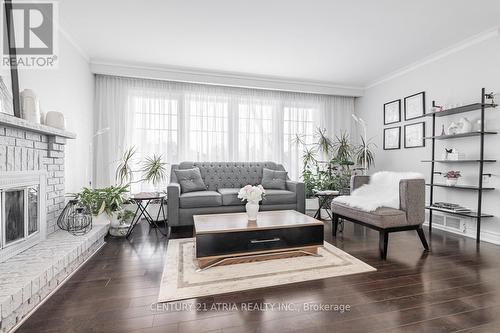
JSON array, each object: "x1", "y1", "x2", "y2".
[
  {"x1": 72, "y1": 185, "x2": 129, "y2": 217},
  {"x1": 293, "y1": 127, "x2": 376, "y2": 197},
  {"x1": 117, "y1": 209, "x2": 135, "y2": 223}
]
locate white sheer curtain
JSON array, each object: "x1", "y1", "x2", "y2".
[{"x1": 94, "y1": 75, "x2": 354, "y2": 190}]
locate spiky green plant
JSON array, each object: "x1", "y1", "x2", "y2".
[
  {"x1": 141, "y1": 154, "x2": 168, "y2": 186},
  {"x1": 115, "y1": 147, "x2": 136, "y2": 185},
  {"x1": 314, "y1": 128, "x2": 333, "y2": 157},
  {"x1": 355, "y1": 136, "x2": 376, "y2": 169}
]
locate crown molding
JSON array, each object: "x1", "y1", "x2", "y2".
[
  {"x1": 365, "y1": 25, "x2": 500, "y2": 89},
  {"x1": 90, "y1": 60, "x2": 364, "y2": 97},
  {"x1": 59, "y1": 28, "x2": 90, "y2": 63}
]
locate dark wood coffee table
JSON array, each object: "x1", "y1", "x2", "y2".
[{"x1": 194, "y1": 210, "x2": 324, "y2": 270}]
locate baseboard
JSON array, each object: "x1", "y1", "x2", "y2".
[{"x1": 423, "y1": 221, "x2": 500, "y2": 246}]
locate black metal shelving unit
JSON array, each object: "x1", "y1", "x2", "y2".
[{"x1": 425, "y1": 88, "x2": 497, "y2": 243}]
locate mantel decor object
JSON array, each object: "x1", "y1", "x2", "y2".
[
  {"x1": 20, "y1": 89, "x2": 41, "y2": 124},
  {"x1": 45, "y1": 111, "x2": 66, "y2": 130}
]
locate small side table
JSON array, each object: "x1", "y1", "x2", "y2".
[
  {"x1": 126, "y1": 192, "x2": 169, "y2": 238},
  {"x1": 313, "y1": 192, "x2": 344, "y2": 232}
]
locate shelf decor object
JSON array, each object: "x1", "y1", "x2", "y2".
[
  {"x1": 404, "y1": 91, "x2": 426, "y2": 120},
  {"x1": 404, "y1": 122, "x2": 425, "y2": 148},
  {"x1": 383, "y1": 126, "x2": 401, "y2": 150},
  {"x1": 425, "y1": 88, "x2": 497, "y2": 243},
  {"x1": 384, "y1": 99, "x2": 401, "y2": 125}
]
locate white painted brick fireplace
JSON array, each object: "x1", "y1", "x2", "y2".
[{"x1": 0, "y1": 114, "x2": 108, "y2": 333}]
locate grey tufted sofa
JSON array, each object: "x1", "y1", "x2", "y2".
[{"x1": 167, "y1": 162, "x2": 305, "y2": 226}]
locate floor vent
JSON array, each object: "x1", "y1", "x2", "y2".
[
  {"x1": 432, "y1": 214, "x2": 445, "y2": 225},
  {"x1": 445, "y1": 216, "x2": 462, "y2": 230}
]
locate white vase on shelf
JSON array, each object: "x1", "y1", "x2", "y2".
[
  {"x1": 457, "y1": 117, "x2": 472, "y2": 133},
  {"x1": 20, "y1": 89, "x2": 40, "y2": 124}
]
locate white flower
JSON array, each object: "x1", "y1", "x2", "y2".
[{"x1": 238, "y1": 184, "x2": 265, "y2": 203}]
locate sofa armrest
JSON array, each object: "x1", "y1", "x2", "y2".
[
  {"x1": 399, "y1": 179, "x2": 425, "y2": 225},
  {"x1": 351, "y1": 175, "x2": 370, "y2": 191},
  {"x1": 286, "y1": 180, "x2": 305, "y2": 213},
  {"x1": 167, "y1": 183, "x2": 181, "y2": 226}
]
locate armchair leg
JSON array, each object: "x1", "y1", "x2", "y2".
[
  {"x1": 416, "y1": 226, "x2": 430, "y2": 251},
  {"x1": 332, "y1": 214, "x2": 339, "y2": 237},
  {"x1": 379, "y1": 231, "x2": 388, "y2": 260}
]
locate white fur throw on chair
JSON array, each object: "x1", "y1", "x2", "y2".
[{"x1": 333, "y1": 171, "x2": 424, "y2": 212}]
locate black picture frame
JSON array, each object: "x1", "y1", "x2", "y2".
[
  {"x1": 383, "y1": 126, "x2": 400, "y2": 150},
  {"x1": 404, "y1": 122, "x2": 426, "y2": 148},
  {"x1": 383, "y1": 99, "x2": 401, "y2": 125},
  {"x1": 404, "y1": 91, "x2": 425, "y2": 121},
  {"x1": 2, "y1": 0, "x2": 21, "y2": 118}
]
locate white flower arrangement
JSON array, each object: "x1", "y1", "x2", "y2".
[{"x1": 238, "y1": 185, "x2": 266, "y2": 204}]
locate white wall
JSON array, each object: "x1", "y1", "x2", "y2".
[
  {"x1": 355, "y1": 33, "x2": 500, "y2": 243},
  {"x1": 18, "y1": 34, "x2": 94, "y2": 193}
]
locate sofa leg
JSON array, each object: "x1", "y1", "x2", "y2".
[
  {"x1": 379, "y1": 231, "x2": 388, "y2": 260},
  {"x1": 416, "y1": 226, "x2": 430, "y2": 251},
  {"x1": 332, "y1": 214, "x2": 339, "y2": 237}
]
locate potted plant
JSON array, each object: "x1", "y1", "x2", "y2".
[
  {"x1": 72, "y1": 185, "x2": 130, "y2": 234},
  {"x1": 109, "y1": 209, "x2": 135, "y2": 237},
  {"x1": 115, "y1": 147, "x2": 168, "y2": 221},
  {"x1": 444, "y1": 171, "x2": 461, "y2": 186},
  {"x1": 293, "y1": 128, "x2": 376, "y2": 214}
]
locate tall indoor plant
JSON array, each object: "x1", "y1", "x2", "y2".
[{"x1": 293, "y1": 128, "x2": 376, "y2": 210}]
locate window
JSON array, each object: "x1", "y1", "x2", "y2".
[
  {"x1": 237, "y1": 103, "x2": 275, "y2": 161},
  {"x1": 283, "y1": 106, "x2": 318, "y2": 179},
  {"x1": 185, "y1": 96, "x2": 229, "y2": 161}
]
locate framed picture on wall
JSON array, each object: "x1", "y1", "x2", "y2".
[
  {"x1": 404, "y1": 91, "x2": 425, "y2": 120},
  {"x1": 0, "y1": 1, "x2": 20, "y2": 117},
  {"x1": 384, "y1": 126, "x2": 401, "y2": 150},
  {"x1": 383, "y1": 99, "x2": 401, "y2": 125},
  {"x1": 404, "y1": 122, "x2": 426, "y2": 148}
]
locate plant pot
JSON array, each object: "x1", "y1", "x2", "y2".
[
  {"x1": 446, "y1": 178, "x2": 458, "y2": 186},
  {"x1": 93, "y1": 213, "x2": 110, "y2": 225},
  {"x1": 306, "y1": 198, "x2": 319, "y2": 211},
  {"x1": 109, "y1": 212, "x2": 132, "y2": 237},
  {"x1": 245, "y1": 202, "x2": 259, "y2": 221}
]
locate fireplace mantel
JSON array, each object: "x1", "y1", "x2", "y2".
[{"x1": 0, "y1": 113, "x2": 76, "y2": 139}]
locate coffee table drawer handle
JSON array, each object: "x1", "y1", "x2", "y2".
[{"x1": 250, "y1": 237, "x2": 281, "y2": 244}]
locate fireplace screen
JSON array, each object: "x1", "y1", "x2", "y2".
[
  {"x1": 1, "y1": 186, "x2": 39, "y2": 248},
  {"x1": 4, "y1": 190, "x2": 25, "y2": 244},
  {"x1": 28, "y1": 187, "x2": 39, "y2": 235}
]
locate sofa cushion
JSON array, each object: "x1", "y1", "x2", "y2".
[
  {"x1": 174, "y1": 167, "x2": 207, "y2": 193},
  {"x1": 217, "y1": 188, "x2": 244, "y2": 206},
  {"x1": 262, "y1": 189, "x2": 296, "y2": 205},
  {"x1": 261, "y1": 168, "x2": 287, "y2": 190},
  {"x1": 179, "y1": 191, "x2": 222, "y2": 208},
  {"x1": 331, "y1": 201, "x2": 408, "y2": 229}
]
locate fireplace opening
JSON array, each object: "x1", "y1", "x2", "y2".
[{"x1": 1, "y1": 186, "x2": 39, "y2": 248}]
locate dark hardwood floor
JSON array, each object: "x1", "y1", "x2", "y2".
[{"x1": 17, "y1": 213, "x2": 500, "y2": 333}]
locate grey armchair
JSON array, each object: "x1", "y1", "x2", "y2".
[
  {"x1": 167, "y1": 162, "x2": 305, "y2": 226},
  {"x1": 331, "y1": 175, "x2": 429, "y2": 259}
]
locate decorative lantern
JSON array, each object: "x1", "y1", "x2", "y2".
[{"x1": 57, "y1": 200, "x2": 93, "y2": 235}]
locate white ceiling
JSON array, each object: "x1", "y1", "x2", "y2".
[{"x1": 60, "y1": 0, "x2": 500, "y2": 88}]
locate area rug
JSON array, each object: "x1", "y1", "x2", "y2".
[{"x1": 158, "y1": 238, "x2": 376, "y2": 303}]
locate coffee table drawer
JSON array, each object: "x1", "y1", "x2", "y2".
[{"x1": 196, "y1": 225, "x2": 324, "y2": 258}]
